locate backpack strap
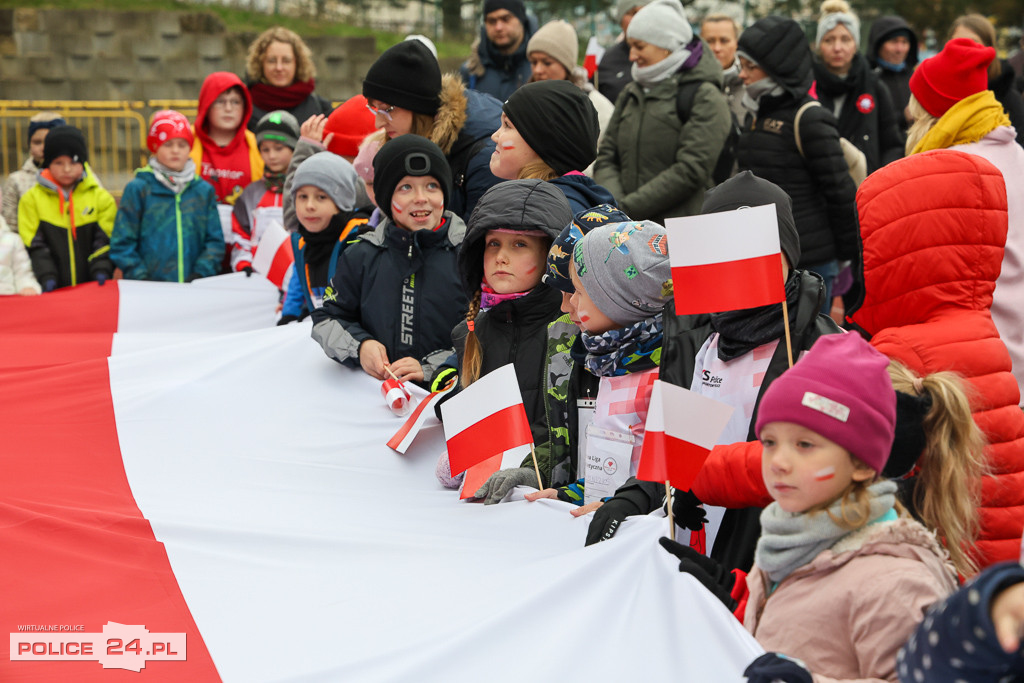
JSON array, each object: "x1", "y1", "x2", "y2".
[
  {"x1": 674, "y1": 81, "x2": 701, "y2": 124},
  {"x1": 793, "y1": 100, "x2": 821, "y2": 159}
]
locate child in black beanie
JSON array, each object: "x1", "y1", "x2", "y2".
[{"x1": 311, "y1": 135, "x2": 468, "y2": 387}]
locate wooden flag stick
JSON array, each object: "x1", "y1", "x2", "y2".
[
  {"x1": 781, "y1": 259, "x2": 794, "y2": 368},
  {"x1": 665, "y1": 482, "x2": 676, "y2": 541},
  {"x1": 530, "y1": 444, "x2": 544, "y2": 490},
  {"x1": 385, "y1": 366, "x2": 402, "y2": 383}
]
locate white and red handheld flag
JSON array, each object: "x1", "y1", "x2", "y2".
[
  {"x1": 250, "y1": 218, "x2": 295, "y2": 290},
  {"x1": 636, "y1": 380, "x2": 735, "y2": 491},
  {"x1": 666, "y1": 204, "x2": 785, "y2": 315},
  {"x1": 440, "y1": 364, "x2": 533, "y2": 478},
  {"x1": 583, "y1": 36, "x2": 605, "y2": 80}
]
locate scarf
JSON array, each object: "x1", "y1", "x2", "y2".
[
  {"x1": 631, "y1": 45, "x2": 692, "y2": 88},
  {"x1": 710, "y1": 272, "x2": 801, "y2": 362},
  {"x1": 911, "y1": 90, "x2": 1012, "y2": 155},
  {"x1": 875, "y1": 57, "x2": 906, "y2": 73},
  {"x1": 741, "y1": 76, "x2": 784, "y2": 114},
  {"x1": 248, "y1": 79, "x2": 316, "y2": 111},
  {"x1": 149, "y1": 157, "x2": 196, "y2": 195},
  {"x1": 264, "y1": 171, "x2": 286, "y2": 192},
  {"x1": 480, "y1": 281, "x2": 529, "y2": 311},
  {"x1": 581, "y1": 314, "x2": 663, "y2": 377},
  {"x1": 755, "y1": 480, "x2": 897, "y2": 584}
]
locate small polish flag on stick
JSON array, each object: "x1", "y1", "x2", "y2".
[
  {"x1": 666, "y1": 204, "x2": 785, "y2": 316},
  {"x1": 387, "y1": 385, "x2": 454, "y2": 454},
  {"x1": 637, "y1": 381, "x2": 734, "y2": 538},
  {"x1": 583, "y1": 36, "x2": 605, "y2": 80},
  {"x1": 440, "y1": 364, "x2": 534, "y2": 479},
  {"x1": 251, "y1": 218, "x2": 295, "y2": 290}
]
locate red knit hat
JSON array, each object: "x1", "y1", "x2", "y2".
[
  {"x1": 324, "y1": 95, "x2": 378, "y2": 159},
  {"x1": 909, "y1": 38, "x2": 995, "y2": 118},
  {"x1": 755, "y1": 333, "x2": 896, "y2": 473},
  {"x1": 147, "y1": 110, "x2": 194, "y2": 154}
]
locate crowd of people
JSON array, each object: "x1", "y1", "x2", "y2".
[{"x1": 3, "y1": 0, "x2": 1024, "y2": 680}]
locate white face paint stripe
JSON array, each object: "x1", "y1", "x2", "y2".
[{"x1": 813, "y1": 466, "x2": 836, "y2": 481}]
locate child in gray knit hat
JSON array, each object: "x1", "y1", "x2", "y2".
[
  {"x1": 277, "y1": 153, "x2": 370, "y2": 324},
  {"x1": 523, "y1": 220, "x2": 673, "y2": 513}
]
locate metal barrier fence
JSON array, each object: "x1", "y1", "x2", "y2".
[{"x1": 2, "y1": 99, "x2": 347, "y2": 200}]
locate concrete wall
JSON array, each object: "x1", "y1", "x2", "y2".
[{"x1": 0, "y1": 8, "x2": 378, "y2": 103}]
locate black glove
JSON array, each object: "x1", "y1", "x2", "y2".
[
  {"x1": 658, "y1": 537, "x2": 737, "y2": 610},
  {"x1": 670, "y1": 489, "x2": 708, "y2": 531},
  {"x1": 585, "y1": 489, "x2": 646, "y2": 546},
  {"x1": 277, "y1": 314, "x2": 299, "y2": 326},
  {"x1": 243, "y1": 266, "x2": 253, "y2": 277},
  {"x1": 95, "y1": 273, "x2": 107, "y2": 286},
  {"x1": 42, "y1": 278, "x2": 56, "y2": 293},
  {"x1": 743, "y1": 653, "x2": 813, "y2": 683}
]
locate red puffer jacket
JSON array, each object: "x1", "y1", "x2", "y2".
[{"x1": 850, "y1": 149, "x2": 1024, "y2": 568}]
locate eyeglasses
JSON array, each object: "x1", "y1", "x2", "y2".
[
  {"x1": 213, "y1": 96, "x2": 244, "y2": 110},
  {"x1": 365, "y1": 102, "x2": 395, "y2": 122}
]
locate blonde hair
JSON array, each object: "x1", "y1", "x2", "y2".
[
  {"x1": 410, "y1": 113, "x2": 436, "y2": 138},
  {"x1": 460, "y1": 290, "x2": 484, "y2": 388},
  {"x1": 516, "y1": 158, "x2": 559, "y2": 181},
  {"x1": 949, "y1": 14, "x2": 1000, "y2": 81},
  {"x1": 904, "y1": 95, "x2": 938, "y2": 155},
  {"x1": 701, "y1": 13, "x2": 739, "y2": 38},
  {"x1": 30, "y1": 111, "x2": 63, "y2": 123},
  {"x1": 246, "y1": 26, "x2": 316, "y2": 84},
  {"x1": 820, "y1": 0, "x2": 852, "y2": 15},
  {"x1": 887, "y1": 361, "x2": 986, "y2": 577}
]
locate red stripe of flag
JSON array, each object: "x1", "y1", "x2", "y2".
[
  {"x1": 672, "y1": 253, "x2": 785, "y2": 315},
  {"x1": 0, "y1": 280, "x2": 119, "y2": 335},
  {"x1": 264, "y1": 241, "x2": 294, "y2": 290},
  {"x1": 636, "y1": 431, "x2": 714, "y2": 492},
  {"x1": 446, "y1": 404, "x2": 532, "y2": 476},
  {"x1": 0, "y1": 341, "x2": 219, "y2": 679}
]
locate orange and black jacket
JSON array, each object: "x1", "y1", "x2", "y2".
[{"x1": 18, "y1": 163, "x2": 116, "y2": 289}]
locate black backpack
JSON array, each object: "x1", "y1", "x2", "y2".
[{"x1": 676, "y1": 81, "x2": 741, "y2": 186}]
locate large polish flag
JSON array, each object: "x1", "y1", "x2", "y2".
[
  {"x1": 637, "y1": 381, "x2": 735, "y2": 491},
  {"x1": 0, "y1": 276, "x2": 762, "y2": 681},
  {"x1": 666, "y1": 204, "x2": 785, "y2": 315}
]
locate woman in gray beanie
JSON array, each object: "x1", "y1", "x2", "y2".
[{"x1": 592, "y1": 0, "x2": 731, "y2": 224}]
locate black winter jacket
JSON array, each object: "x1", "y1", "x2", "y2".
[
  {"x1": 310, "y1": 213, "x2": 467, "y2": 383},
  {"x1": 991, "y1": 60, "x2": 1024, "y2": 148},
  {"x1": 247, "y1": 92, "x2": 333, "y2": 135},
  {"x1": 867, "y1": 15, "x2": 919, "y2": 134},
  {"x1": 813, "y1": 54, "x2": 905, "y2": 173},
  {"x1": 735, "y1": 92, "x2": 859, "y2": 266},
  {"x1": 593, "y1": 40, "x2": 633, "y2": 106},
  {"x1": 612, "y1": 269, "x2": 841, "y2": 572}
]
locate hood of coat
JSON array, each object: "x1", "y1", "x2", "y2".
[
  {"x1": 867, "y1": 15, "x2": 919, "y2": 69},
  {"x1": 849, "y1": 149, "x2": 1007, "y2": 335},
  {"x1": 788, "y1": 518, "x2": 954, "y2": 588},
  {"x1": 36, "y1": 162, "x2": 99, "y2": 196},
  {"x1": 458, "y1": 179, "x2": 570, "y2": 295},
  {"x1": 737, "y1": 16, "x2": 813, "y2": 99},
  {"x1": 547, "y1": 174, "x2": 616, "y2": 211},
  {"x1": 194, "y1": 72, "x2": 253, "y2": 151}
]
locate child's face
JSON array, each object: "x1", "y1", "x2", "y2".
[
  {"x1": 390, "y1": 175, "x2": 444, "y2": 231},
  {"x1": 295, "y1": 184, "x2": 340, "y2": 233},
  {"x1": 30, "y1": 129, "x2": 49, "y2": 165},
  {"x1": 489, "y1": 114, "x2": 542, "y2": 180},
  {"x1": 759, "y1": 421, "x2": 875, "y2": 514},
  {"x1": 568, "y1": 260, "x2": 620, "y2": 334},
  {"x1": 363, "y1": 180, "x2": 376, "y2": 207},
  {"x1": 49, "y1": 156, "x2": 84, "y2": 190},
  {"x1": 483, "y1": 230, "x2": 549, "y2": 294},
  {"x1": 258, "y1": 140, "x2": 294, "y2": 174},
  {"x1": 208, "y1": 88, "x2": 245, "y2": 135},
  {"x1": 154, "y1": 138, "x2": 191, "y2": 172}
]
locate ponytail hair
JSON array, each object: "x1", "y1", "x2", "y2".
[
  {"x1": 887, "y1": 361, "x2": 987, "y2": 577},
  {"x1": 460, "y1": 289, "x2": 484, "y2": 388}
]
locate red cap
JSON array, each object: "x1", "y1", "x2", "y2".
[
  {"x1": 324, "y1": 95, "x2": 378, "y2": 159},
  {"x1": 910, "y1": 38, "x2": 995, "y2": 118},
  {"x1": 147, "y1": 110, "x2": 194, "y2": 154}
]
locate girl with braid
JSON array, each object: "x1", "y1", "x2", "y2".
[{"x1": 433, "y1": 179, "x2": 571, "y2": 491}]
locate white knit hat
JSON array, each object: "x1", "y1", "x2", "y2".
[{"x1": 626, "y1": 0, "x2": 693, "y2": 52}]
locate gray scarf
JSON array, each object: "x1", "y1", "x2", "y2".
[
  {"x1": 741, "y1": 76, "x2": 783, "y2": 114},
  {"x1": 631, "y1": 46, "x2": 691, "y2": 88},
  {"x1": 149, "y1": 157, "x2": 196, "y2": 195},
  {"x1": 755, "y1": 480, "x2": 897, "y2": 584}
]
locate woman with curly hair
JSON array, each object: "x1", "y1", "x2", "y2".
[{"x1": 244, "y1": 26, "x2": 333, "y2": 133}]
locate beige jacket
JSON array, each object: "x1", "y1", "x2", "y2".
[{"x1": 744, "y1": 518, "x2": 957, "y2": 683}]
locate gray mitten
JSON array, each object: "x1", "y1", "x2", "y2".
[{"x1": 474, "y1": 467, "x2": 538, "y2": 505}]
